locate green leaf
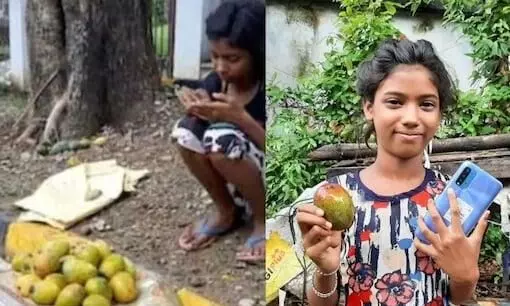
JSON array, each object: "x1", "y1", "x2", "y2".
[{"x1": 384, "y1": 2, "x2": 397, "y2": 15}]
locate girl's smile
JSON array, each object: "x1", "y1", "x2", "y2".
[{"x1": 364, "y1": 64, "x2": 441, "y2": 159}]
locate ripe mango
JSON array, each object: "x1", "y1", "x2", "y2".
[
  {"x1": 42, "y1": 240, "x2": 70, "y2": 258},
  {"x1": 109, "y1": 271, "x2": 138, "y2": 303},
  {"x1": 99, "y1": 254, "x2": 125, "y2": 279},
  {"x1": 313, "y1": 183, "x2": 355, "y2": 231},
  {"x1": 75, "y1": 244, "x2": 102, "y2": 267},
  {"x1": 33, "y1": 251, "x2": 61, "y2": 278},
  {"x1": 15, "y1": 274, "x2": 41, "y2": 297},
  {"x1": 45, "y1": 273, "x2": 67, "y2": 290},
  {"x1": 85, "y1": 277, "x2": 113, "y2": 301},
  {"x1": 11, "y1": 253, "x2": 33, "y2": 274},
  {"x1": 62, "y1": 259, "x2": 97, "y2": 285},
  {"x1": 55, "y1": 284, "x2": 86, "y2": 306},
  {"x1": 83, "y1": 294, "x2": 111, "y2": 306},
  {"x1": 94, "y1": 240, "x2": 112, "y2": 261},
  {"x1": 30, "y1": 279, "x2": 61, "y2": 305}
]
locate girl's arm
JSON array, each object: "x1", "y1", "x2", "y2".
[
  {"x1": 448, "y1": 275, "x2": 478, "y2": 305},
  {"x1": 231, "y1": 109, "x2": 265, "y2": 150},
  {"x1": 307, "y1": 272, "x2": 339, "y2": 306}
]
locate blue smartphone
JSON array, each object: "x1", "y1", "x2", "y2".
[{"x1": 415, "y1": 161, "x2": 503, "y2": 244}]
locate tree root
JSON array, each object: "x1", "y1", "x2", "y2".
[
  {"x1": 11, "y1": 67, "x2": 61, "y2": 137},
  {"x1": 41, "y1": 93, "x2": 69, "y2": 144},
  {"x1": 14, "y1": 122, "x2": 40, "y2": 145}
]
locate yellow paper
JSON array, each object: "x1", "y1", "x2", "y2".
[
  {"x1": 177, "y1": 288, "x2": 222, "y2": 306},
  {"x1": 4, "y1": 222, "x2": 86, "y2": 259},
  {"x1": 265, "y1": 231, "x2": 308, "y2": 303}
]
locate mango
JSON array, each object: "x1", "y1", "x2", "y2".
[
  {"x1": 85, "y1": 277, "x2": 113, "y2": 301},
  {"x1": 30, "y1": 279, "x2": 61, "y2": 305},
  {"x1": 313, "y1": 183, "x2": 355, "y2": 231},
  {"x1": 55, "y1": 284, "x2": 86, "y2": 306},
  {"x1": 99, "y1": 254, "x2": 125, "y2": 279},
  {"x1": 109, "y1": 271, "x2": 138, "y2": 303}
]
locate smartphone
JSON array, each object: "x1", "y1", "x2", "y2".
[{"x1": 415, "y1": 161, "x2": 503, "y2": 244}]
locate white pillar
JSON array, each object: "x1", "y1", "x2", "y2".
[
  {"x1": 173, "y1": 0, "x2": 205, "y2": 80},
  {"x1": 9, "y1": 0, "x2": 30, "y2": 90}
]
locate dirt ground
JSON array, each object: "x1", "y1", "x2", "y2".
[{"x1": 0, "y1": 89, "x2": 265, "y2": 306}]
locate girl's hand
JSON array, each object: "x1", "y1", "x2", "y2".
[
  {"x1": 188, "y1": 92, "x2": 245, "y2": 123},
  {"x1": 297, "y1": 204, "x2": 343, "y2": 274},
  {"x1": 176, "y1": 87, "x2": 198, "y2": 109},
  {"x1": 414, "y1": 188, "x2": 489, "y2": 284},
  {"x1": 175, "y1": 87, "x2": 206, "y2": 119}
]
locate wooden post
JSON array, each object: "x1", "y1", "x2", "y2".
[
  {"x1": 167, "y1": 0, "x2": 176, "y2": 77},
  {"x1": 8, "y1": 0, "x2": 30, "y2": 90}
]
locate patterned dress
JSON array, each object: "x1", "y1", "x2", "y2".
[
  {"x1": 326, "y1": 169, "x2": 451, "y2": 306},
  {"x1": 171, "y1": 72, "x2": 265, "y2": 217}
]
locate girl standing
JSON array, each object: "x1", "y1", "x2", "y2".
[{"x1": 297, "y1": 39, "x2": 488, "y2": 305}]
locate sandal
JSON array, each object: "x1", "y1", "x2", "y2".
[
  {"x1": 178, "y1": 207, "x2": 245, "y2": 251},
  {"x1": 236, "y1": 235, "x2": 265, "y2": 263}
]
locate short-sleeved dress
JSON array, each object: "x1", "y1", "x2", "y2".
[
  {"x1": 324, "y1": 168, "x2": 452, "y2": 306},
  {"x1": 171, "y1": 72, "x2": 266, "y2": 216}
]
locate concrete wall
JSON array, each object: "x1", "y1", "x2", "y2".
[
  {"x1": 173, "y1": 0, "x2": 222, "y2": 79},
  {"x1": 8, "y1": 0, "x2": 29, "y2": 90},
  {"x1": 266, "y1": 3, "x2": 478, "y2": 92}
]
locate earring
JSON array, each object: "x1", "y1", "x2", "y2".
[{"x1": 423, "y1": 140, "x2": 433, "y2": 169}]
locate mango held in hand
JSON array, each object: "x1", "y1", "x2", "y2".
[{"x1": 313, "y1": 183, "x2": 355, "y2": 231}]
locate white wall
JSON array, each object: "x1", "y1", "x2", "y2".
[
  {"x1": 266, "y1": 4, "x2": 339, "y2": 86},
  {"x1": 173, "y1": 0, "x2": 223, "y2": 79},
  {"x1": 393, "y1": 15, "x2": 478, "y2": 91},
  {"x1": 173, "y1": 0, "x2": 205, "y2": 79},
  {"x1": 266, "y1": 4, "x2": 478, "y2": 92},
  {"x1": 8, "y1": 0, "x2": 29, "y2": 90}
]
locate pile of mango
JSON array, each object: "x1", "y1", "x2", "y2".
[{"x1": 11, "y1": 239, "x2": 138, "y2": 306}]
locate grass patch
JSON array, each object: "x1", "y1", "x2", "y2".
[{"x1": 0, "y1": 87, "x2": 28, "y2": 128}]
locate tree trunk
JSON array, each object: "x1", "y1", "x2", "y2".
[
  {"x1": 308, "y1": 134, "x2": 510, "y2": 161},
  {"x1": 21, "y1": 0, "x2": 158, "y2": 144}
]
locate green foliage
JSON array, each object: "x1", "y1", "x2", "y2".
[
  {"x1": 438, "y1": 84, "x2": 510, "y2": 137},
  {"x1": 266, "y1": 0, "x2": 510, "y2": 222},
  {"x1": 441, "y1": 0, "x2": 510, "y2": 85},
  {"x1": 480, "y1": 218, "x2": 509, "y2": 282},
  {"x1": 152, "y1": 0, "x2": 167, "y2": 26}
]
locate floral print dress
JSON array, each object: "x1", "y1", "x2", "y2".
[{"x1": 326, "y1": 169, "x2": 451, "y2": 306}]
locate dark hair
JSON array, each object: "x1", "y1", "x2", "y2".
[
  {"x1": 206, "y1": 0, "x2": 265, "y2": 81},
  {"x1": 356, "y1": 38, "x2": 457, "y2": 146}
]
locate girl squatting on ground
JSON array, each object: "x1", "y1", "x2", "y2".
[
  {"x1": 297, "y1": 39, "x2": 489, "y2": 306},
  {"x1": 172, "y1": 0, "x2": 266, "y2": 263}
]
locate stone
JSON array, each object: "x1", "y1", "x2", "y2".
[{"x1": 238, "y1": 298, "x2": 255, "y2": 306}]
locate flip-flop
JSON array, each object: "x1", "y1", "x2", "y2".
[
  {"x1": 178, "y1": 207, "x2": 245, "y2": 251},
  {"x1": 236, "y1": 235, "x2": 265, "y2": 263}
]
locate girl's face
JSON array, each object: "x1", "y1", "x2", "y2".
[
  {"x1": 209, "y1": 38, "x2": 253, "y2": 84},
  {"x1": 363, "y1": 64, "x2": 441, "y2": 160}
]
